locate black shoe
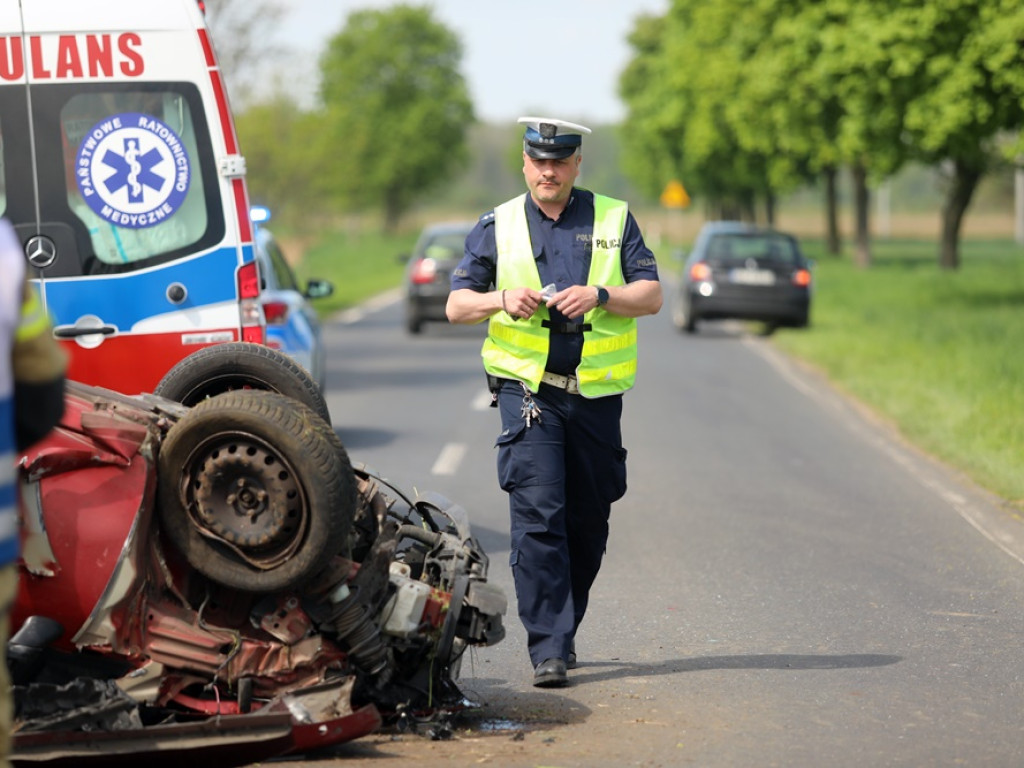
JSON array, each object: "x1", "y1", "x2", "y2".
[
  {"x1": 533, "y1": 658, "x2": 568, "y2": 688},
  {"x1": 567, "y1": 641, "x2": 577, "y2": 670}
]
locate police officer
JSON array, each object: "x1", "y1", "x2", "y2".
[
  {"x1": 447, "y1": 117, "x2": 661, "y2": 687},
  {"x1": 0, "y1": 219, "x2": 66, "y2": 765}
]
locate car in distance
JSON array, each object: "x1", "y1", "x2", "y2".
[
  {"x1": 401, "y1": 221, "x2": 475, "y2": 334},
  {"x1": 252, "y1": 208, "x2": 334, "y2": 389},
  {"x1": 672, "y1": 221, "x2": 812, "y2": 334}
]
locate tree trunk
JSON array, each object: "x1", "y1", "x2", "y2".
[
  {"x1": 765, "y1": 190, "x2": 776, "y2": 227},
  {"x1": 824, "y1": 166, "x2": 841, "y2": 255},
  {"x1": 741, "y1": 193, "x2": 756, "y2": 223},
  {"x1": 852, "y1": 164, "x2": 871, "y2": 269},
  {"x1": 383, "y1": 191, "x2": 403, "y2": 234},
  {"x1": 939, "y1": 159, "x2": 983, "y2": 270}
]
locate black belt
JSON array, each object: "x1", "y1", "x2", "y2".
[{"x1": 542, "y1": 320, "x2": 592, "y2": 334}]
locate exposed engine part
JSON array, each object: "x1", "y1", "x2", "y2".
[{"x1": 329, "y1": 518, "x2": 399, "y2": 681}]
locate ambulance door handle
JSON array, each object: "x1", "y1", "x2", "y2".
[{"x1": 54, "y1": 324, "x2": 117, "y2": 338}]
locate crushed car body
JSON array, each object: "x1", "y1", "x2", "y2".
[{"x1": 9, "y1": 376, "x2": 506, "y2": 766}]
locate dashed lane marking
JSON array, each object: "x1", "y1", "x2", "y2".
[{"x1": 432, "y1": 442, "x2": 467, "y2": 476}]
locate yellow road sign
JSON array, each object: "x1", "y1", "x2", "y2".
[{"x1": 661, "y1": 180, "x2": 690, "y2": 209}]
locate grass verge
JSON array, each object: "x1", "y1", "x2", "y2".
[
  {"x1": 287, "y1": 226, "x2": 418, "y2": 317},
  {"x1": 771, "y1": 238, "x2": 1024, "y2": 510}
]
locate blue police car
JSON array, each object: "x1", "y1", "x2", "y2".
[{"x1": 252, "y1": 208, "x2": 334, "y2": 389}]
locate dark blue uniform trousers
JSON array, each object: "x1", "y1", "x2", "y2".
[{"x1": 495, "y1": 380, "x2": 627, "y2": 667}]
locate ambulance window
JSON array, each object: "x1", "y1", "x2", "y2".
[{"x1": 61, "y1": 89, "x2": 212, "y2": 268}]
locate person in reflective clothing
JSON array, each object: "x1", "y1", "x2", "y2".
[
  {"x1": 447, "y1": 117, "x2": 661, "y2": 687},
  {"x1": 0, "y1": 219, "x2": 67, "y2": 765}
]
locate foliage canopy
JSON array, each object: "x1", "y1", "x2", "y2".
[{"x1": 317, "y1": 5, "x2": 474, "y2": 231}]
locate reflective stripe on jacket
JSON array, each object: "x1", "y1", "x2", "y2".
[{"x1": 482, "y1": 193, "x2": 638, "y2": 397}]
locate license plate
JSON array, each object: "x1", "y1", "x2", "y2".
[{"x1": 729, "y1": 268, "x2": 776, "y2": 286}]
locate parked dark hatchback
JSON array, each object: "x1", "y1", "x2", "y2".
[
  {"x1": 401, "y1": 221, "x2": 475, "y2": 334},
  {"x1": 673, "y1": 221, "x2": 812, "y2": 334}
]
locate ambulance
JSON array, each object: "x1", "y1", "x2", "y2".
[{"x1": 0, "y1": 0, "x2": 264, "y2": 394}]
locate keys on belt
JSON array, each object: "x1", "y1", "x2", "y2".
[{"x1": 540, "y1": 371, "x2": 579, "y2": 395}]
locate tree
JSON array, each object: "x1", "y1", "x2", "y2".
[
  {"x1": 620, "y1": 2, "x2": 794, "y2": 224},
  {"x1": 625, "y1": 0, "x2": 1024, "y2": 269},
  {"x1": 234, "y1": 96, "x2": 329, "y2": 225},
  {"x1": 900, "y1": 0, "x2": 1024, "y2": 269},
  {"x1": 318, "y1": 5, "x2": 474, "y2": 231}
]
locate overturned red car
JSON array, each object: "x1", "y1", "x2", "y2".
[{"x1": 9, "y1": 346, "x2": 506, "y2": 766}]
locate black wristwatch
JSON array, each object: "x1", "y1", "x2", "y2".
[{"x1": 596, "y1": 286, "x2": 609, "y2": 306}]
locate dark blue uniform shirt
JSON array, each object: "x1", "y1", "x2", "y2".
[{"x1": 451, "y1": 189, "x2": 659, "y2": 375}]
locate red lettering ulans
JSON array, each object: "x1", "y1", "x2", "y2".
[{"x1": 0, "y1": 33, "x2": 143, "y2": 82}]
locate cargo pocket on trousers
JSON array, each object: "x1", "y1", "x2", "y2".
[
  {"x1": 495, "y1": 420, "x2": 528, "y2": 493},
  {"x1": 600, "y1": 446, "x2": 628, "y2": 504}
]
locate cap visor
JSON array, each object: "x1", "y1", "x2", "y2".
[{"x1": 525, "y1": 144, "x2": 577, "y2": 160}]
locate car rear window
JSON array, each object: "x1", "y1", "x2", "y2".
[
  {"x1": 707, "y1": 233, "x2": 799, "y2": 265},
  {"x1": 421, "y1": 232, "x2": 468, "y2": 260}
]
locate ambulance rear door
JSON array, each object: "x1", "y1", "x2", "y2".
[{"x1": 1, "y1": 0, "x2": 263, "y2": 394}]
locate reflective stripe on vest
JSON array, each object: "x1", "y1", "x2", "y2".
[
  {"x1": 17, "y1": 286, "x2": 49, "y2": 343},
  {"x1": 482, "y1": 193, "x2": 638, "y2": 397}
]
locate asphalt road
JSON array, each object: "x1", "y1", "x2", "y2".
[{"x1": 296, "y1": 289, "x2": 1024, "y2": 767}]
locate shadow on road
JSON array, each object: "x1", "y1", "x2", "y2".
[{"x1": 573, "y1": 652, "x2": 902, "y2": 683}]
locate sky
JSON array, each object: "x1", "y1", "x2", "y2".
[{"x1": 272, "y1": 0, "x2": 668, "y2": 124}]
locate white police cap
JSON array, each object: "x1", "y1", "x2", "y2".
[{"x1": 518, "y1": 116, "x2": 592, "y2": 159}]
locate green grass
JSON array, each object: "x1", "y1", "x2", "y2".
[
  {"x1": 772, "y1": 238, "x2": 1024, "y2": 509},
  {"x1": 290, "y1": 226, "x2": 418, "y2": 317}
]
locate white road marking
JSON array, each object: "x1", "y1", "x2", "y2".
[
  {"x1": 472, "y1": 389, "x2": 493, "y2": 411},
  {"x1": 432, "y1": 442, "x2": 467, "y2": 476}
]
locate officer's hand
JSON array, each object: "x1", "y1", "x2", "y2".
[
  {"x1": 547, "y1": 285, "x2": 600, "y2": 320},
  {"x1": 504, "y1": 287, "x2": 542, "y2": 320}
]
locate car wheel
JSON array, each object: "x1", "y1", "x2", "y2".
[
  {"x1": 406, "y1": 310, "x2": 423, "y2": 335},
  {"x1": 153, "y1": 342, "x2": 331, "y2": 424},
  {"x1": 157, "y1": 391, "x2": 355, "y2": 592},
  {"x1": 672, "y1": 297, "x2": 698, "y2": 334}
]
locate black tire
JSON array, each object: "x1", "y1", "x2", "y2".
[
  {"x1": 157, "y1": 391, "x2": 355, "y2": 592},
  {"x1": 671, "y1": 294, "x2": 697, "y2": 334},
  {"x1": 153, "y1": 342, "x2": 331, "y2": 425},
  {"x1": 406, "y1": 309, "x2": 423, "y2": 335}
]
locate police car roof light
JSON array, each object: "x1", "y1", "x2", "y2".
[{"x1": 250, "y1": 206, "x2": 271, "y2": 224}]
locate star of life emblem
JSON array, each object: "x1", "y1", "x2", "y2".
[{"x1": 74, "y1": 112, "x2": 191, "y2": 229}]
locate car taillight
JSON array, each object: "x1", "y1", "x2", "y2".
[
  {"x1": 237, "y1": 261, "x2": 265, "y2": 343},
  {"x1": 689, "y1": 262, "x2": 713, "y2": 281},
  {"x1": 792, "y1": 268, "x2": 812, "y2": 287},
  {"x1": 263, "y1": 301, "x2": 289, "y2": 325},
  {"x1": 410, "y1": 258, "x2": 438, "y2": 285}
]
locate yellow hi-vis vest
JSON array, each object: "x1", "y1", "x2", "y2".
[{"x1": 482, "y1": 193, "x2": 638, "y2": 398}]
